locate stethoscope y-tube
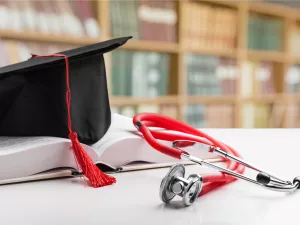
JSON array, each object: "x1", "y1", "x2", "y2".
[{"x1": 133, "y1": 113, "x2": 300, "y2": 206}]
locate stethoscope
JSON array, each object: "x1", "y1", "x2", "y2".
[{"x1": 133, "y1": 113, "x2": 300, "y2": 206}]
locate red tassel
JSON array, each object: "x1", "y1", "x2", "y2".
[
  {"x1": 69, "y1": 132, "x2": 116, "y2": 187},
  {"x1": 31, "y1": 53, "x2": 116, "y2": 188}
]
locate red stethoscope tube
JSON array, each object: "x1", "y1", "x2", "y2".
[{"x1": 133, "y1": 113, "x2": 245, "y2": 197}]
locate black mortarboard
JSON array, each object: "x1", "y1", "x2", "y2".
[{"x1": 0, "y1": 36, "x2": 132, "y2": 187}]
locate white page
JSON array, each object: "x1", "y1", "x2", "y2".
[
  {"x1": 92, "y1": 114, "x2": 217, "y2": 168},
  {"x1": 0, "y1": 136, "x2": 99, "y2": 180}
]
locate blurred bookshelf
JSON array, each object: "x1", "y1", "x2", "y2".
[{"x1": 1, "y1": 0, "x2": 300, "y2": 128}]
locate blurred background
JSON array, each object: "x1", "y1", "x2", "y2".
[{"x1": 1, "y1": 0, "x2": 300, "y2": 128}]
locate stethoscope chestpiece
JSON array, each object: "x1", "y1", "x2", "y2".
[{"x1": 159, "y1": 164, "x2": 202, "y2": 206}]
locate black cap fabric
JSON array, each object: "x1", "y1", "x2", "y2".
[{"x1": 0, "y1": 36, "x2": 132, "y2": 145}]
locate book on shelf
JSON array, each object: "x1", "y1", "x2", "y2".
[
  {"x1": 185, "y1": 104, "x2": 206, "y2": 128},
  {"x1": 253, "y1": 61, "x2": 275, "y2": 95},
  {"x1": 289, "y1": 23, "x2": 300, "y2": 55},
  {"x1": 248, "y1": 14, "x2": 282, "y2": 51},
  {"x1": 7, "y1": 1, "x2": 23, "y2": 32},
  {"x1": 241, "y1": 61, "x2": 275, "y2": 96},
  {"x1": 73, "y1": 0, "x2": 100, "y2": 37},
  {"x1": 241, "y1": 104, "x2": 270, "y2": 128},
  {"x1": 0, "y1": 113, "x2": 220, "y2": 185},
  {"x1": 254, "y1": 104, "x2": 271, "y2": 128},
  {"x1": 111, "y1": 104, "x2": 178, "y2": 120},
  {"x1": 110, "y1": 0, "x2": 177, "y2": 42},
  {"x1": 185, "y1": 54, "x2": 237, "y2": 96},
  {"x1": 138, "y1": 0, "x2": 177, "y2": 42},
  {"x1": 111, "y1": 50, "x2": 170, "y2": 97},
  {"x1": 160, "y1": 104, "x2": 178, "y2": 119},
  {"x1": 0, "y1": 0, "x2": 9, "y2": 30},
  {"x1": 205, "y1": 104, "x2": 234, "y2": 128},
  {"x1": 111, "y1": 0, "x2": 139, "y2": 39},
  {"x1": 285, "y1": 64, "x2": 300, "y2": 93},
  {"x1": 182, "y1": 2, "x2": 236, "y2": 50},
  {"x1": 285, "y1": 103, "x2": 300, "y2": 128},
  {"x1": 185, "y1": 104, "x2": 234, "y2": 128},
  {"x1": 269, "y1": 103, "x2": 286, "y2": 128},
  {"x1": 242, "y1": 103, "x2": 286, "y2": 128},
  {"x1": 264, "y1": 0, "x2": 300, "y2": 8}
]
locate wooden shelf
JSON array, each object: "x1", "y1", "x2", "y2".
[
  {"x1": 185, "y1": 46, "x2": 237, "y2": 58},
  {"x1": 248, "y1": 2, "x2": 298, "y2": 19},
  {"x1": 0, "y1": 30, "x2": 101, "y2": 45},
  {"x1": 247, "y1": 50, "x2": 287, "y2": 62},
  {"x1": 110, "y1": 96, "x2": 179, "y2": 106},
  {"x1": 121, "y1": 39, "x2": 179, "y2": 53},
  {"x1": 2, "y1": 0, "x2": 300, "y2": 127},
  {"x1": 0, "y1": 30, "x2": 179, "y2": 53},
  {"x1": 197, "y1": 0, "x2": 238, "y2": 8},
  {"x1": 186, "y1": 96, "x2": 237, "y2": 104},
  {"x1": 290, "y1": 55, "x2": 300, "y2": 64},
  {"x1": 284, "y1": 94, "x2": 300, "y2": 103},
  {"x1": 241, "y1": 94, "x2": 284, "y2": 104}
]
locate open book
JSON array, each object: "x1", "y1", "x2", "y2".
[{"x1": 0, "y1": 114, "x2": 219, "y2": 184}]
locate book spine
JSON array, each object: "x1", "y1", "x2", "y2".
[
  {"x1": 131, "y1": 51, "x2": 146, "y2": 97},
  {"x1": 0, "y1": 41, "x2": 10, "y2": 67},
  {"x1": 7, "y1": 1, "x2": 23, "y2": 32},
  {"x1": 131, "y1": 0, "x2": 140, "y2": 39},
  {"x1": 247, "y1": 15, "x2": 255, "y2": 49},
  {"x1": 111, "y1": 51, "x2": 121, "y2": 96},
  {"x1": 110, "y1": 0, "x2": 120, "y2": 37},
  {"x1": 125, "y1": 51, "x2": 133, "y2": 97},
  {"x1": 0, "y1": 0, "x2": 9, "y2": 30},
  {"x1": 160, "y1": 54, "x2": 169, "y2": 95},
  {"x1": 76, "y1": 0, "x2": 100, "y2": 37}
]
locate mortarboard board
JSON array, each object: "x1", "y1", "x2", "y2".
[{"x1": 0, "y1": 36, "x2": 132, "y2": 187}]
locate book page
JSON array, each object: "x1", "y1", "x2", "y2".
[
  {"x1": 0, "y1": 137, "x2": 68, "y2": 154},
  {"x1": 0, "y1": 136, "x2": 99, "y2": 180},
  {"x1": 92, "y1": 114, "x2": 217, "y2": 168},
  {"x1": 91, "y1": 113, "x2": 142, "y2": 155}
]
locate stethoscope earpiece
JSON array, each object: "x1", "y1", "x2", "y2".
[{"x1": 160, "y1": 164, "x2": 202, "y2": 206}]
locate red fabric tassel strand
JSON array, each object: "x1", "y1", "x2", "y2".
[{"x1": 31, "y1": 54, "x2": 116, "y2": 188}]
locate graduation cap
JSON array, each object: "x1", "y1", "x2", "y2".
[{"x1": 0, "y1": 36, "x2": 132, "y2": 187}]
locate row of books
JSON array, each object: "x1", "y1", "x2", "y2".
[
  {"x1": 111, "y1": 50, "x2": 169, "y2": 97},
  {"x1": 185, "y1": 55, "x2": 237, "y2": 95},
  {"x1": 285, "y1": 103, "x2": 300, "y2": 128},
  {"x1": 242, "y1": 103, "x2": 300, "y2": 128},
  {"x1": 0, "y1": 0, "x2": 100, "y2": 37},
  {"x1": 264, "y1": 0, "x2": 300, "y2": 8},
  {"x1": 111, "y1": 104, "x2": 178, "y2": 120},
  {"x1": 241, "y1": 61, "x2": 275, "y2": 96},
  {"x1": 110, "y1": 0, "x2": 177, "y2": 42},
  {"x1": 0, "y1": 40, "x2": 74, "y2": 67},
  {"x1": 185, "y1": 104, "x2": 235, "y2": 128},
  {"x1": 248, "y1": 14, "x2": 282, "y2": 51},
  {"x1": 112, "y1": 102, "x2": 300, "y2": 128},
  {"x1": 182, "y1": 2, "x2": 237, "y2": 50},
  {"x1": 289, "y1": 24, "x2": 300, "y2": 55}
]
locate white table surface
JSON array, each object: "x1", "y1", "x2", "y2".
[{"x1": 1, "y1": 129, "x2": 300, "y2": 225}]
